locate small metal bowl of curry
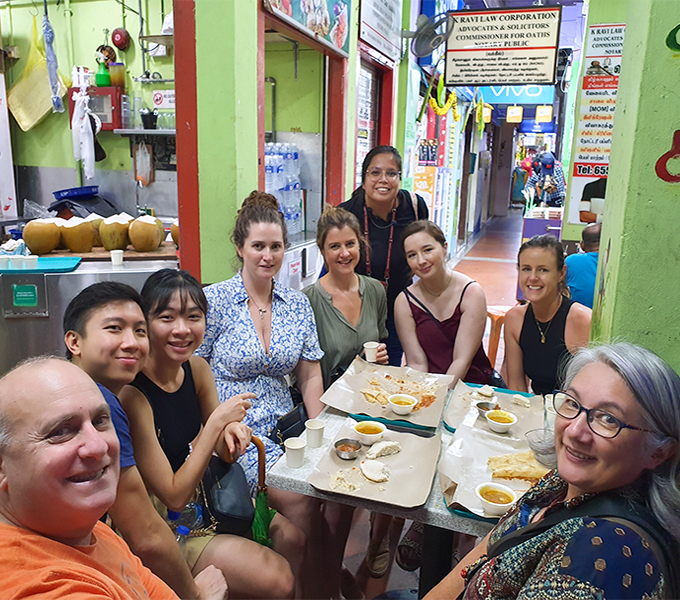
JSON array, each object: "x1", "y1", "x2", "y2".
[
  {"x1": 334, "y1": 438, "x2": 361, "y2": 460},
  {"x1": 485, "y1": 409, "x2": 518, "y2": 433}
]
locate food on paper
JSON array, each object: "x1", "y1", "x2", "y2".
[
  {"x1": 366, "y1": 440, "x2": 401, "y2": 460},
  {"x1": 330, "y1": 468, "x2": 362, "y2": 492},
  {"x1": 361, "y1": 373, "x2": 439, "y2": 412},
  {"x1": 512, "y1": 394, "x2": 532, "y2": 408},
  {"x1": 487, "y1": 450, "x2": 551, "y2": 483},
  {"x1": 360, "y1": 460, "x2": 390, "y2": 483},
  {"x1": 475, "y1": 400, "x2": 500, "y2": 418},
  {"x1": 478, "y1": 385, "x2": 495, "y2": 397}
]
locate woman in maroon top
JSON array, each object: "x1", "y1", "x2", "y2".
[{"x1": 395, "y1": 220, "x2": 494, "y2": 387}]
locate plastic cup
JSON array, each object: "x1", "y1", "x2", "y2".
[
  {"x1": 363, "y1": 341, "x2": 379, "y2": 363},
  {"x1": 9, "y1": 256, "x2": 24, "y2": 269},
  {"x1": 305, "y1": 419, "x2": 325, "y2": 448},
  {"x1": 284, "y1": 437, "x2": 306, "y2": 468},
  {"x1": 0, "y1": 256, "x2": 9, "y2": 269},
  {"x1": 24, "y1": 255, "x2": 38, "y2": 269},
  {"x1": 110, "y1": 249, "x2": 124, "y2": 266},
  {"x1": 544, "y1": 394, "x2": 557, "y2": 431}
]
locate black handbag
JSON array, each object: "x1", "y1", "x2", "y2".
[
  {"x1": 269, "y1": 386, "x2": 308, "y2": 446},
  {"x1": 198, "y1": 455, "x2": 255, "y2": 537}
]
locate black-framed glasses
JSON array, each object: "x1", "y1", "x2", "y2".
[
  {"x1": 552, "y1": 391, "x2": 656, "y2": 439},
  {"x1": 366, "y1": 169, "x2": 401, "y2": 180}
]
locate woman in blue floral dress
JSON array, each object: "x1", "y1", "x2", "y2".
[{"x1": 196, "y1": 191, "x2": 331, "y2": 597}]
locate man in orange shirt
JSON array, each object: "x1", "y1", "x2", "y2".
[{"x1": 0, "y1": 357, "x2": 225, "y2": 599}]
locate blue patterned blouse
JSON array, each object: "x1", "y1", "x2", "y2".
[
  {"x1": 196, "y1": 272, "x2": 324, "y2": 491},
  {"x1": 464, "y1": 471, "x2": 667, "y2": 599}
]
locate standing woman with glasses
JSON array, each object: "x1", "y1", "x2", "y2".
[
  {"x1": 427, "y1": 342, "x2": 680, "y2": 599},
  {"x1": 340, "y1": 145, "x2": 428, "y2": 367},
  {"x1": 504, "y1": 234, "x2": 591, "y2": 395}
]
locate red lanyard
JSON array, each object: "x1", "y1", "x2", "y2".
[{"x1": 363, "y1": 204, "x2": 396, "y2": 292}]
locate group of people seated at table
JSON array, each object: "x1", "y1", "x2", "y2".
[{"x1": 0, "y1": 145, "x2": 678, "y2": 599}]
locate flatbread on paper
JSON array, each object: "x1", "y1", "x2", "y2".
[{"x1": 487, "y1": 451, "x2": 550, "y2": 483}]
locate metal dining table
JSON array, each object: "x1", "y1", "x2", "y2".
[{"x1": 266, "y1": 405, "x2": 495, "y2": 597}]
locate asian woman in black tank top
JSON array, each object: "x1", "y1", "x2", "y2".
[
  {"x1": 119, "y1": 269, "x2": 304, "y2": 599},
  {"x1": 504, "y1": 235, "x2": 592, "y2": 395}
]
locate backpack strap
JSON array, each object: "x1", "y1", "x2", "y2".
[
  {"x1": 408, "y1": 191, "x2": 420, "y2": 219},
  {"x1": 487, "y1": 493, "x2": 679, "y2": 598}
]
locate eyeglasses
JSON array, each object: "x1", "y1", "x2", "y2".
[
  {"x1": 553, "y1": 391, "x2": 655, "y2": 439},
  {"x1": 366, "y1": 169, "x2": 401, "y2": 180}
]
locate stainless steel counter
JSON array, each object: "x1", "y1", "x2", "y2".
[{"x1": 0, "y1": 259, "x2": 178, "y2": 374}]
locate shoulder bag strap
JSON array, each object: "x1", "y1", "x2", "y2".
[
  {"x1": 487, "y1": 494, "x2": 678, "y2": 597},
  {"x1": 404, "y1": 288, "x2": 444, "y2": 333}
]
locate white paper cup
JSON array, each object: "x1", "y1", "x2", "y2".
[
  {"x1": 305, "y1": 419, "x2": 325, "y2": 448},
  {"x1": 363, "y1": 341, "x2": 379, "y2": 363},
  {"x1": 0, "y1": 256, "x2": 9, "y2": 269},
  {"x1": 24, "y1": 255, "x2": 38, "y2": 269},
  {"x1": 284, "y1": 437, "x2": 306, "y2": 468},
  {"x1": 110, "y1": 249, "x2": 124, "y2": 266},
  {"x1": 9, "y1": 256, "x2": 24, "y2": 269}
]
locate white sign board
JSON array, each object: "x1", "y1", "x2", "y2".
[
  {"x1": 359, "y1": 0, "x2": 403, "y2": 62},
  {"x1": 0, "y1": 73, "x2": 17, "y2": 218},
  {"x1": 567, "y1": 23, "x2": 625, "y2": 225},
  {"x1": 445, "y1": 7, "x2": 561, "y2": 87},
  {"x1": 152, "y1": 89, "x2": 175, "y2": 109}
]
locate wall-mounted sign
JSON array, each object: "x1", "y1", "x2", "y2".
[
  {"x1": 360, "y1": 0, "x2": 403, "y2": 62},
  {"x1": 536, "y1": 105, "x2": 553, "y2": 122},
  {"x1": 482, "y1": 106, "x2": 492, "y2": 123},
  {"x1": 478, "y1": 85, "x2": 555, "y2": 105},
  {"x1": 445, "y1": 7, "x2": 561, "y2": 87},
  {"x1": 152, "y1": 90, "x2": 175, "y2": 109},
  {"x1": 567, "y1": 23, "x2": 625, "y2": 225},
  {"x1": 507, "y1": 106, "x2": 524, "y2": 123},
  {"x1": 264, "y1": 0, "x2": 351, "y2": 56}
]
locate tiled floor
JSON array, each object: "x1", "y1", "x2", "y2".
[{"x1": 340, "y1": 209, "x2": 525, "y2": 599}]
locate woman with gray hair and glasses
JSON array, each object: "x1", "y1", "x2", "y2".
[{"x1": 426, "y1": 342, "x2": 680, "y2": 600}]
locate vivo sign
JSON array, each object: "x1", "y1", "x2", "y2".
[{"x1": 479, "y1": 85, "x2": 555, "y2": 105}]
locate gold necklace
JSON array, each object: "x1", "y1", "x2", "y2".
[
  {"x1": 534, "y1": 296, "x2": 562, "y2": 344},
  {"x1": 421, "y1": 273, "x2": 451, "y2": 298},
  {"x1": 247, "y1": 283, "x2": 273, "y2": 320}
]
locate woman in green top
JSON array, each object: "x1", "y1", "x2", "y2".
[
  {"x1": 303, "y1": 205, "x2": 396, "y2": 583},
  {"x1": 303, "y1": 205, "x2": 389, "y2": 388}
]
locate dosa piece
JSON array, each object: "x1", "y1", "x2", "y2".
[{"x1": 487, "y1": 450, "x2": 550, "y2": 483}]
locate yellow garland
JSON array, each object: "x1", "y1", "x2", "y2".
[{"x1": 429, "y1": 92, "x2": 460, "y2": 121}]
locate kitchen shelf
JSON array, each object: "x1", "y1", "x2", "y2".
[
  {"x1": 135, "y1": 77, "x2": 175, "y2": 84},
  {"x1": 114, "y1": 129, "x2": 176, "y2": 136},
  {"x1": 139, "y1": 34, "x2": 174, "y2": 48}
]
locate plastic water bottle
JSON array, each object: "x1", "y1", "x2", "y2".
[
  {"x1": 167, "y1": 503, "x2": 204, "y2": 530},
  {"x1": 275, "y1": 155, "x2": 286, "y2": 203},
  {"x1": 264, "y1": 155, "x2": 275, "y2": 196},
  {"x1": 290, "y1": 143, "x2": 300, "y2": 176},
  {"x1": 175, "y1": 525, "x2": 190, "y2": 558},
  {"x1": 289, "y1": 178, "x2": 303, "y2": 234}
]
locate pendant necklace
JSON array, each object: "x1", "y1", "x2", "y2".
[
  {"x1": 257, "y1": 306, "x2": 267, "y2": 320},
  {"x1": 534, "y1": 296, "x2": 562, "y2": 343}
]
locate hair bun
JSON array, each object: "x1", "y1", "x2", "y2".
[{"x1": 241, "y1": 191, "x2": 280, "y2": 213}]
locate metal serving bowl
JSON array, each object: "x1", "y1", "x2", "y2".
[
  {"x1": 334, "y1": 438, "x2": 361, "y2": 460},
  {"x1": 475, "y1": 400, "x2": 500, "y2": 419}
]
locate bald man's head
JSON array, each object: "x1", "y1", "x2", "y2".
[{"x1": 0, "y1": 357, "x2": 119, "y2": 544}]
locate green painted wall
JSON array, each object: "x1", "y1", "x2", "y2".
[
  {"x1": 194, "y1": 0, "x2": 260, "y2": 284},
  {"x1": 562, "y1": 0, "x2": 628, "y2": 243},
  {"x1": 1, "y1": 0, "x2": 173, "y2": 171},
  {"x1": 590, "y1": 0, "x2": 680, "y2": 370},
  {"x1": 265, "y1": 44, "x2": 323, "y2": 134}
]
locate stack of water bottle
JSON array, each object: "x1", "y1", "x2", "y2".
[
  {"x1": 264, "y1": 142, "x2": 303, "y2": 234},
  {"x1": 167, "y1": 501, "x2": 204, "y2": 557}
]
